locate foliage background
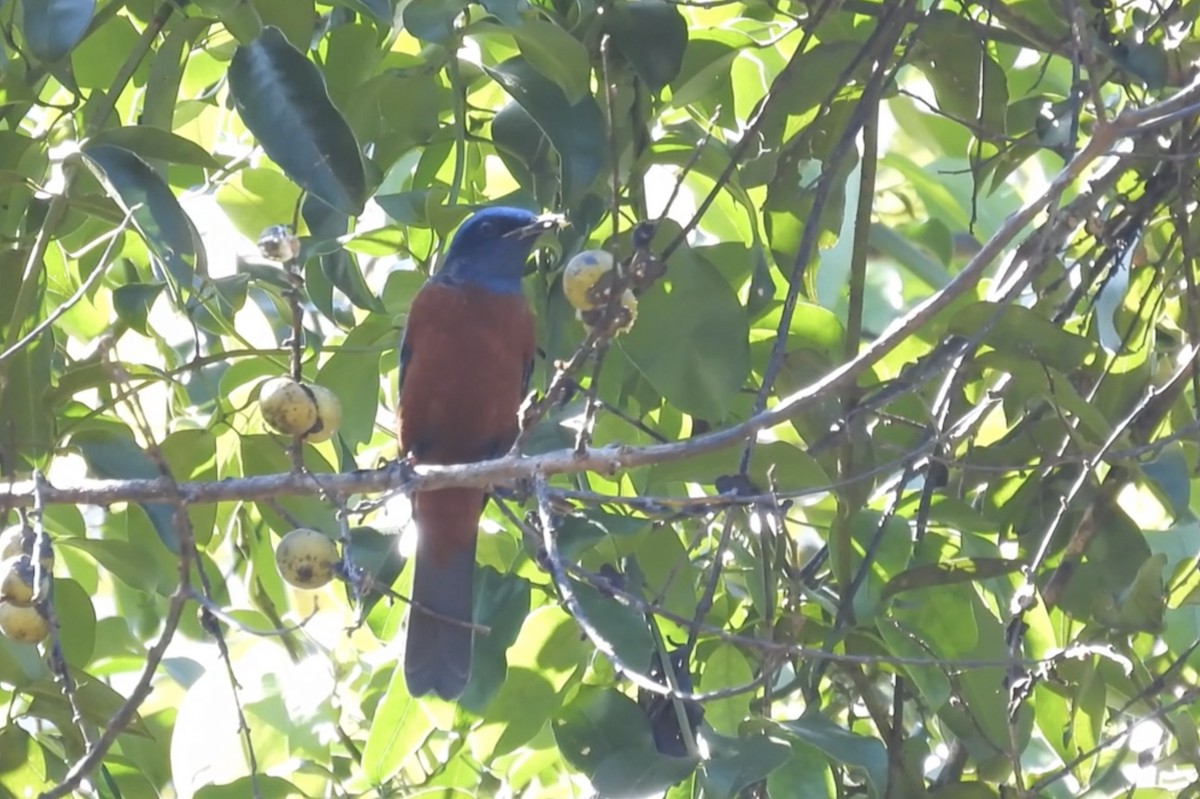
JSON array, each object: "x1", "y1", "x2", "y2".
[{"x1": 1, "y1": 0, "x2": 1199, "y2": 797}]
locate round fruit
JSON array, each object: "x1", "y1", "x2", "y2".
[
  {"x1": 0, "y1": 600, "x2": 49, "y2": 644},
  {"x1": 304, "y1": 384, "x2": 343, "y2": 443},
  {"x1": 563, "y1": 250, "x2": 615, "y2": 311},
  {"x1": 0, "y1": 527, "x2": 53, "y2": 570},
  {"x1": 257, "y1": 225, "x2": 302, "y2": 262},
  {"x1": 578, "y1": 289, "x2": 638, "y2": 335},
  {"x1": 0, "y1": 555, "x2": 49, "y2": 606},
  {"x1": 275, "y1": 528, "x2": 339, "y2": 589},
  {"x1": 260, "y1": 376, "x2": 319, "y2": 436},
  {"x1": 0, "y1": 527, "x2": 25, "y2": 561}
]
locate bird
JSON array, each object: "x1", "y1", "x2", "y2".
[{"x1": 397, "y1": 205, "x2": 561, "y2": 700}]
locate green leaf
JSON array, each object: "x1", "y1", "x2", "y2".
[
  {"x1": 554, "y1": 511, "x2": 650, "y2": 560},
  {"x1": 21, "y1": 0, "x2": 95, "y2": 62},
  {"x1": 484, "y1": 56, "x2": 607, "y2": 210},
  {"x1": 1141, "y1": 444, "x2": 1191, "y2": 517},
  {"x1": 302, "y1": 195, "x2": 382, "y2": 313},
  {"x1": 771, "y1": 713, "x2": 888, "y2": 799},
  {"x1": 911, "y1": 11, "x2": 1009, "y2": 136},
  {"x1": 228, "y1": 26, "x2": 367, "y2": 215},
  {"x1": 697, "y1": 644, "x2": 752, "y2": 735},
  {"x1": 467, "y1": 20, "x2": 591, "y2": 105},
  {"x1": 591, "y1": 748, "x2": 698, "y2": 798},
  {"x1": 619, "y1": 246, "x2": 750, "y2": 421},
  {"x1": 1094, "y1": 553, "x2": 1167, "y2": 633},
  {"x1": 56, "y1": 538, "x2": 158, "y2": 594},
  {"x1": 403, "y1": 0, "x2": 468, "y2": 44},
  {"x1": 361, "y1": 666, "x2": 431, "y2": 783},
  {"x1": 51, "y1": 578, "x2": 96, "y2": 669},
  {"x1": 79, "y1": 143, "x2": 206, "y2": 287},
  {"x1": 699, "y1": 736, "x2": 792, "y2": 798},
  {"x1": 0, "y1": 329, "x2": 55, "y2": 468},
  {"x1": 313, "y1": 317, "x2": 390, "y2": 449},
  {"x1": 460, "y1": 567, "x2": 532, "y2": 712},
  {"x1": 553, "y1": 687, "x2": 658, "y2": 775},
  {"x1": 70, "y1": 425, "x2": 180, "y2": 552},
  {"x1": 0, "y1": 726, "x2": 50, "y2": 795},
  {"x1": 947, "y1": 301, "x2": 1099, "y2": 374},
  {"x1": 112, "y1": 282, "x2": 165, "y2": 335},
  {"x1": 766, "y1": 740, "x2": 836, "y2": 798},
  {"x1": 87, "y1": 126, "x2": 222, "y2": 170},
  {"x1": 605, "y1": 1, "x2": 688, "y2": 92},
  {"x1": 570, "y1": 576, "x2": 654, "y2": 673},
  {"x1": 475, "y1": 667, "x2": 557, "y2": 758},
  {"x1": 193, "y1": 776, "x2": 303, "y2": 799},
  {"x1": 881, "y1": 558, "x2": 1023, "y2": 601},
  {"x1": 239, "y1": 435, "x2": 338, "y2": 534}
]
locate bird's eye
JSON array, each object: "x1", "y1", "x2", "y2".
[{"x1": 479, "y1": 220, "x2": 499, "y2": 237}]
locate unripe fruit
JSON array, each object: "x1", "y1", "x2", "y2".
[
  {"x1": 563, "y1": 250, "x2": 615, "y2": 311},
  {"x1": 0, "y1": 527, "x2": 26, "y2": 561},
  {"x1": 275, "y1": 528, "x2": 339, "y2": 590},
  {"x1": 0, "y1": 601, "x2": 49, "y2": 644},
  {"x1": 304, "y1": 384, "x2": 342, "y2": 443},
  {"x1": 563, "y1": 250, "x2": 638, "y2": 335},
  {"x1": 0, "y1": 555, "x2": 49, "y2": 606},
  {"x1": 578, "y1": 289, "x2": 638, "y2": 335},
  {"x1": 260, "y1": 377, "x2": 319, "y2": 436}
]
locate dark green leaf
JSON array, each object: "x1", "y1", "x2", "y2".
[
  {"x1": 946, "y1": 301, "x2": 1099, "y2": 373},
  {"x1": 70, "y1": 425, "x2": 179, "y2": 552},
  {"x1": 882, "y1": 558, "x2": 1023, "y2": 601},
  {"x1": 592, "y1": 748, "x2": 698, "y2": 798},
  {"x1": 0, "y1": 329, "x2": 55, "y2": 468},
  {"x1": 302, "y1": 195, "x2": 382, "y2": 312},
  {"x1": 553, "y1": 687, "x2": 657, "y2": 775},
  {"x1": 21, "y1": 0, "x2": 94, "y2": 62},
  {"x1": 113, "y1": 282, "x2": 166, "y2": 335},
  {"x1": 912, "y1": 11, "x2": 1009, "y2": 136},
  {"x1": 239, "y1": 435, "x2": 338, "y2": 534},
  {"x1": 56, "y1": 538, "x2": 159, "y2": 593},
  {"x1": 461, "y1": 567, "x2": 532, "y2": 712},
  {"x1": 229, "y1": 26, "x2": 367, "y2": 215},
  {"x1": 605, "y1": 1, "x2": 688, "y2": 92},
  {"x1": 87, "y1": 126, "x2": 221, "y2": 169},
  {"x1": 79, "y1": 143, "x2": 205, "y2": 287},
  {"x1": 468, "y1": 20, "x2": 591, "y2": 104},
  {"x1": 403, "y1": 0, "x2": 467, "y2": 43},
  {"x1": 771, "y1": 713, "x2": 888, "y2": 799},
  {"x1": 1141, "y1": 444, "x2": 1191, "y2": 517},
  {"x1": 484, "y1": 56, "x2": 606, "y2": 210},
  {"x1": 570, "y1": 575, "x2": 654, "y2": 672},
  {"x1": 700, "y1": 736, "x2": 792, "y2": 798},
  {"x1": 619, "y1": 245, "x2": 750, "y2": 420},
  {"x1": 51, "y1": 578, "x2": 96, "y2": 669}
]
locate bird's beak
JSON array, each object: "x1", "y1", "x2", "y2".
[{"x1": 506, "y1": 212, "x2": 569, "y2": 239}]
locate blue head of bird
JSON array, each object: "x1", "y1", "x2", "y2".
[{"x1": 438, "y1": 206, "x2": 562, "y2": 294}]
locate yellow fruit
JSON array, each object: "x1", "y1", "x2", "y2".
[
  {"x1": 275, "y1": 528, "x2": 339, "y2": 589},
  {"x1": 304, "y1": 384, "x2": 343, "y2": 443},
  {"x1": 0, "y1": 527, "x2": 25, "y2": 561},
  {"x1": 260, "y1": 376, "x2": 319, "y2": 436},
  {"x1": 257, "y1": 225, "x2": 302, "y2": 262},
  {"x1": 0, "y1": 600, "x2": 49, "y2": 644},
  {"x1": 563, "y1": 250, "x2": 615, "y2": 311},
  {"x1": 578, "y1": 288, "x2": 638, "y2": 335},
  {"x1": 0, "y1": 527, "x2": 53, "y2": 570},
  {"x1": 0, "y1": 555, "x2": 49, "y2": 606}
]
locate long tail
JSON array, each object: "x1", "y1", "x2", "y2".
[{"x1": 404, "y1": 488, "x2": 483, "y2": 700}]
